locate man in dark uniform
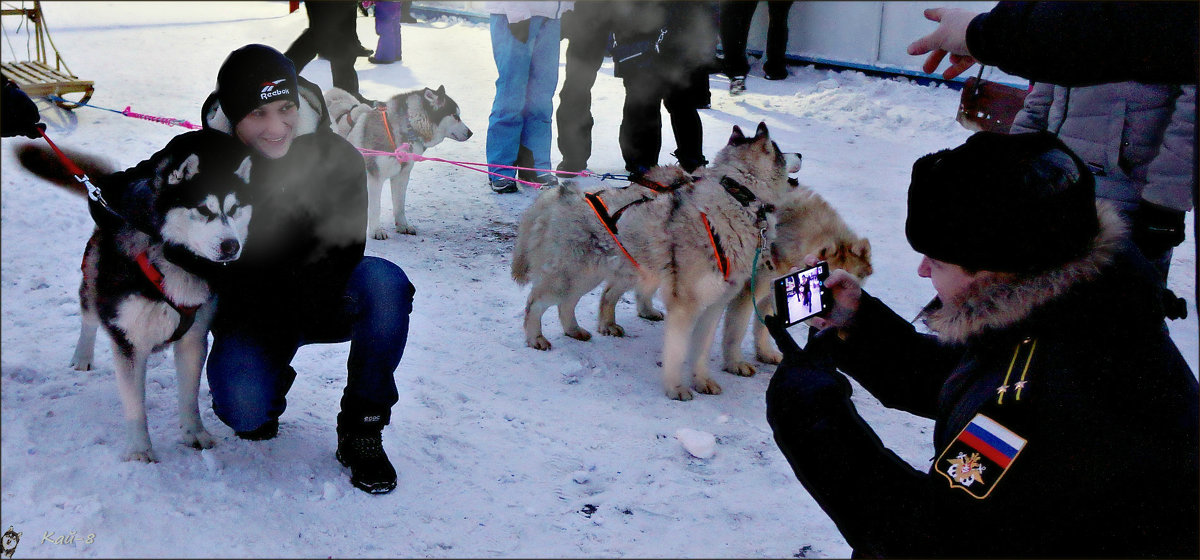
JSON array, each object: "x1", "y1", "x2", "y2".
[{"x1": 765, "y1": 131, "x2": 1198, "y2": 557}]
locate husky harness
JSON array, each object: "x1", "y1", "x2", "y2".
[
  {"x1": 582, "y1": 173, "x2": 775, "y2": 280},
  {"x1": 134, "y1": 251, "x2": 201, "y2": 343}
]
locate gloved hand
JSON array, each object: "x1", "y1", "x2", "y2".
[
  {"x1": 508, "y1": 18, "x2": 531, "y2": 43},
  {"x1": 2, "y1": 79, "x2": 45, "y2": 139},
  {"x1": 1131, "y1": 201, "x2": 1187, "y2": 260},
  {"x1": 764, "y1": 314, "x2": 851, "y2": 431}
]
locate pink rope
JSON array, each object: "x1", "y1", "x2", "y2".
[
  {"x1": 121, "y1": 106, "x2": 201, "y2": 130},
  {"x1": 357, "y1": 143, "x2": 593, "y2": 188}
]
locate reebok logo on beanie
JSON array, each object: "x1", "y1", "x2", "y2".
[
  {"x1": 216, "y1": 44, "x2": 300, "y2": 125},
  {"x1": 259, "y1": 79, "x2": 292, "y2": 100}
]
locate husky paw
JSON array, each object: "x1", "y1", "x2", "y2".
[
  {"x1": 372, "y1": 227, "x2": 390, "y2": 240},
  {"x1": 181, "y1": 429, "x2": 216, "y2": 450},
  {"x1": 666, "y1": 386, "x2": 694, "y2": 401},
  {"x1": 755, "y1": 348, "x2": 783, "y2": 365},
  {"x1": 638, "y1": 309, "x2": 665, "y2": 321},
  {"x1": 694, "y1": 377, "x2": 723, "y2": 395},
  {"x1": 122, "y1": 448, "x2": 159, "y2": 463},
  {"x1": 395, "y1": 223, "x2": 417, "y2": 235},
  {"x1": 598, "y1": 322, "x2": 625, "y2": 337},
  {"x1": 527, "y1": 336, "x2": 552, "y2": 351},
  {"x1": 70, "y1": 359, "x2": 93, "y2": 372},
  {"x1": 723, "y1": 361, "x2": 758, "y2": 377},
  {"x1": 564, "y1": 328, "x2": 592, "y2": 342}
]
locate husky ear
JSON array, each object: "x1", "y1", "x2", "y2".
[
  {"x1": 851, "y1": 238, "x2": 871, "y2": 259},
  {"x1": 235, "y1": 156, "x2": 253, "y2": 184},
  {"x1": 168, "y1": 154, "x2": 200, "y2": 185},
  {"x1": 423, "y1": 87, "x2": 444, "y2": 108},
  {"x1": 729, "y1": 125, "x2": 745, "y2": 143},
  {"x1": 754, "y1": 121, "x2": 769, "y2": 140}
]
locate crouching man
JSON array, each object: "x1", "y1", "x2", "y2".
[{"x1": 765, "y1": 132, "x2": 1198, "y2": 557}]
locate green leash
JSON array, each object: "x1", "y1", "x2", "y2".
[{"x1": 748, "y1": 228, "x2": 769, "y2": 326}]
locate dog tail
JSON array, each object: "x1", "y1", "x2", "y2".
[
  {"x1": 511, "y1": 218, "x2": 533, "y2": 285},
  {"x1": 14, "y1": 143, "x2": 116, "y2": 197}
]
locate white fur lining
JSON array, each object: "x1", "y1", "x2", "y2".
[{"x1": 923, "y1": 201, "x2": 1127, "y2": 344}]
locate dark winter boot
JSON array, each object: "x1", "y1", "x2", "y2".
[{"x1": 336, "y1": 412, "x2": 397, "y2": 494}]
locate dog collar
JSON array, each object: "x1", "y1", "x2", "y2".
[{"x1": 135, "y1": 251, "x2": 200, "y2": 343}]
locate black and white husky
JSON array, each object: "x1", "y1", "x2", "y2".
[{"x1": 18, "y1": 137, "x2": 253, "y2": 462}]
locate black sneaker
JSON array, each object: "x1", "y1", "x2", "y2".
[
  {"x1": 729, "y1": 76, "x2": 746, "y2": 96},
  {"x1": 490, "y1": 178, "x2": 518, "y2": 193},
  {"x1": 235, "y1": 418, "x2": 279, "y2": 441},
  {"x1": 336, "y1": 415, "x2": 397, "y2": 494},
  {"x1": 533, "y1": 173, "x2": 560, "y2": 187}
]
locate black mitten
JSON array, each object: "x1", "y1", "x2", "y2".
[
  {"x1": 1, "y1": 79, "x2": 45, "y2": 139},
  {"x1": 1132, "y1": 201, "x2": 1186, "y2": 259}
]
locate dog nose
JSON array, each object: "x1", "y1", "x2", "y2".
[
  {"x1": 219, "y1": 239, "x2": 241, "y2": 260},
  {"x1": 465, "y1": 130, "x2": 474, "y2": 139}
]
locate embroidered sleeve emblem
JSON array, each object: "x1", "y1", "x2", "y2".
[{"x1": 936, "y1": 414, "x2": 1026, "y2": 499}]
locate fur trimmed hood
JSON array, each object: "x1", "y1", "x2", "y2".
[
  {"x1": 923, "y1": 201, "x2": 1128, "y2": 344},
  {"x1": 201, "y1": 76, "x2": 326, "y2": 139}
]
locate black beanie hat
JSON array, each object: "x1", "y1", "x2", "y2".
[
  {"x1": 905, "y1": 131, "x2": 1099, "y2": 273},
  {"x1": 216, "y1": 44, "x2": 300, "y2": 126}
]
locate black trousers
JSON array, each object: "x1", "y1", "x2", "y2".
[
  {"x1": 619, "y1": 74, "x2": 704, "y2": 173},
  {"x1": 719, "y1": 0, "x2": 794, "y2": 77},
  {"x1": 285, "y1": 1, "x2": 363, "y2": 98},
  {"x1": 555, "y1": 2, "x2": 614, "y2": 172}
]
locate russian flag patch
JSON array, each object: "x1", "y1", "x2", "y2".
[{"x1": 936, "y1": 414, "x2": 1027, "y2": 499}]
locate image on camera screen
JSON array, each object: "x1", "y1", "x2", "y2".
[{"x1": 782, "y1": 265, "x2": 825, "y2": 323}]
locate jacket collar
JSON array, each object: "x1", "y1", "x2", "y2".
[{"x1": 923, "y1": 202, "x2": 1126, "y2": 344}]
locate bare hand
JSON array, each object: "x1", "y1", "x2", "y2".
[
  {"x1": 802, "y1": 254, "x2": 862, "y2": 331},
  {"x1": 906, "y1": 7, "x2": 981, "y2": 79}
]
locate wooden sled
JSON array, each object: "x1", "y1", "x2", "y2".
[{"x1": 1, "y1": 1, "x2": 94, "y2": 110}]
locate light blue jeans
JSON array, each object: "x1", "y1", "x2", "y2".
[{"x1": 486, "y1": 14, "x2": 561, "y2": 180}]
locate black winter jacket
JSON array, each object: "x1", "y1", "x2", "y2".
[
  {"x1": 197, "y1": 77, "x2": 368, "y2": 333},
  {"x1": 766, "y1": 205, "x2": 1199, "y2": 558},
  {"x1": 966, "y1": 1, "x2": 1199, "y2": 86},
  {"x1": 610, "y1": 1, "x2": 716, "y2": 84}
]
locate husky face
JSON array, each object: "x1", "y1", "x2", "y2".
[
  {"x1": 718, "y1": 122, "x2": 803, "y2": 189},
  {"x1": 424, "y1": 85, "x2": 473, "y2": 142},
  {"x1": 159, "y1": 155, "x2": 254, "y2": 263}
]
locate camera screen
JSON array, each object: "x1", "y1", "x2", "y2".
[{"x1": 774, "y1": 262, "x2": 828, "y2": 327}]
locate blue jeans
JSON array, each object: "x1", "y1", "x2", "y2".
[
  {"x1": 486, "y1": 14, "x2": 561, "y2": 180},
  {"x1": 206, "y1": 257, "x2": 414, "y2": 432}
]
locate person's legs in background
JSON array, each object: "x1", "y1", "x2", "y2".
[
  {"x1": 487, "y1": 13, "x2": 532, "y2": 192},
  {"x1": 370, "y1": 1, "x2": 403, "y2": 64},
  {"x1": 719, "y1": 0, "x2": 757, "y2": 94},
  {"x1": 620, "y1": 77, "x2": 666, "y2": 174},
  {"x1": 556, "y1": 3, "x2": 611, "y2": 174},
  {"x1": 520, "y1": 16, "x2": 562, "y2": 185},
  {"x1": 763, "y1": 1, "x2": 794, "y2": 80},
  {"x1": 664, "y1": 83, "x2": 706, "y2": 173}
]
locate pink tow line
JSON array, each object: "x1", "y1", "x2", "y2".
[
  {"x1": 121, "y1": 106, "x2": 201, "y2": 129},
  {"x1": 357, "y1": 143, "x2": 592, "y2": 188}
]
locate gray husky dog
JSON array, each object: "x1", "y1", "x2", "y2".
[
  {"x1": 18, "y1": 137, "x2": 253, "y2": 462},
  {"x1": 325, "y1": 86, "x2": 472, "y2": 239},
  {"x1": 514, "y1": 123, "x2": 801, "y2": 400}
]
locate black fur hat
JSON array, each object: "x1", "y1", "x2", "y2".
[
  {"x1": 906, "y1": 131, "x2": 1099, "y2": 273},
  {"x1": 216, "y1": 44, "x2": 299, "y2": 126}
]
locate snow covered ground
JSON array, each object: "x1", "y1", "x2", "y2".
[{"x1": 2, "y1": 2, "x2": 1195, "y2": 557}]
